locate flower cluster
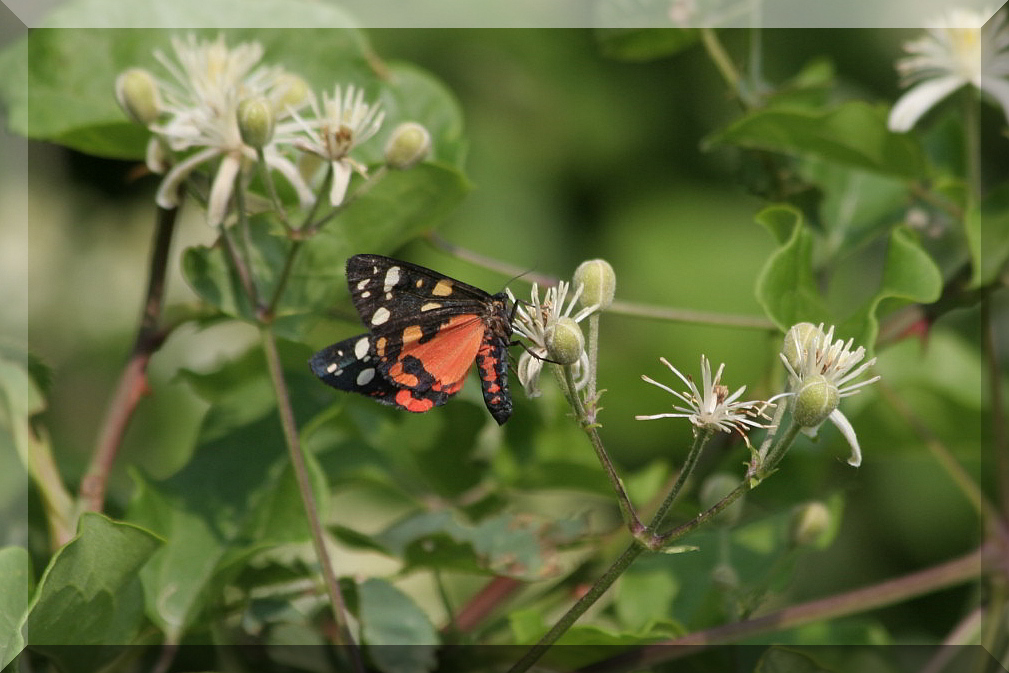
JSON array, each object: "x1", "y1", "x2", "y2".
[
  {"x1": 115, "y1": 34, "x2": 428, "y2": 227},
  {"x1": 636, "y1": 322, "x2": 879, "y2": 467}
]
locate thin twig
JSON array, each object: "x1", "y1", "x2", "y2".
[
  {"x1": 79, "y1": 201, "x2": 178, "y2": 514},
  {"x1": 260, "y1": 328, "x2": 363, "y2": 671},
  {"x1": 576, "y1": 544, "x2": 993, "y2": 673},
  {"x1": 981, "y1": 299, "x2": 1009, "y2": 519},
  {"x1": 879, "y1": 381, "x2": 1000, "y2": 525}
]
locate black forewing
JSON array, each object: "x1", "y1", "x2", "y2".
[{"x1": 345, "y1": 254, "x2": 496, "y2": 336}]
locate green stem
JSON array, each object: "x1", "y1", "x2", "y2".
[
  {"x1": 700, "y1": 28, "x2": 741, "y2": 95},
  {"x1": 607, "y1": 299, "x2": 774, "y2": 330},
  {"x1": 233, "y1": 172, "x2": 261, "y2": 310},
  {"x1": 656, "y1": 480, "x2": 751, "y2": 544},
  {"x1": 80, "y1": 199, "x2": 179, "y2": 520},
  {"x1": 265, "y1": 238, "x2": 303, "y2": 319},
  {"x1": 646, "y1": 428, "x2": 713, "y2": 535},
  {"x1": 562, "y1": 364, "x2": 644, "y2": 534},
  {"x1": 260, "y1": 328, "x2": 362, "y2": 671},
  {"x1": 981, "y1": 299, "x2": 1009, "y2": 519},
  {"x1": 753, "y1": 419, "x2": 802, "y2": 482},
  {"x1": 506, "y1": 543, "x2": 645, "y2": 673}
]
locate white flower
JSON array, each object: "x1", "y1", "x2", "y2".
[
  {"x1": 888, "y1": 8, "x2": 1009, "y2": 132},
  {"x1": 507, "y1": 281, "x2": 597, "y2": 397},
  {"x1": 636, "y1": 355, "x2": 771, "y2": 440},
  {"x1": 780, "y1": 323, "x2": 880, "y2": 466},
  {"x1": 281, "y1": 84, "x2": 385, "y2": 206},
  {"x1": 142, "y1": 34, "x2": 314, "y2": 224}
]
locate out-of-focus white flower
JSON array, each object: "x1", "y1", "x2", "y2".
[
  {"x1": 131, "y1": 34, "x2": 313, "y2": 225},
  {"x1": 636, "y1": 355, "x2": 772, "y2": 441},
  {"x1": 282, "y1": 84, "x2": 385, "y2": 206},
  {"x1": 507, "y1": 281, "x2": 597, "y2": 397},
  {"x1": 888, "y1": 8, "x2": 1009, "y2": 132}
]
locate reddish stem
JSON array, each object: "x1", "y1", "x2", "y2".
[{"x1": 79, "y1": 202, "x2": 178, "y2": 514}]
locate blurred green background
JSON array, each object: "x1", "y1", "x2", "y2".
[{"x1": 0, "y1": 9, "x2": 1001, "y2": 644}]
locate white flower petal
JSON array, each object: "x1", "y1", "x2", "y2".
[
  {"x1": 828, "y1": 408, "x2": 862, "y2": 467},
  {"x1": 888, "y1": 75, "x2": 965, "y2": 131},
  {"x1": 207, "y1": 153, "x2": 242, "y2": 226},
  {"x1": 154, "y1": 146, "x2": 219, "y2": 208},
  {"x1": 329, "y1": 159, "x2": 353, "y2": 206}
]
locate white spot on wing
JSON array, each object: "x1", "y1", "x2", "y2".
[
  {"x1": 384, "y1": 266, "x2": 401, "y2": 292},
  {"x1": 357, "y1": 368, "x2": 375, "y2": 386},
  {"x1": 354, "y1": 337, "x2": 370, "y2": 360},
  {"x1": 356, "y1": 279, "x2": 370, "y2": 290},
  {"x1": 326, "y1": 363, "x2": 338, "y2": 373},
  {"x1": 371, "y1": 306, "x2": 391, "y2": 326}
]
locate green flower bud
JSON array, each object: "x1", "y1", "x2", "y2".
[
  {"x1": 384, "y1": 121, "x2": 432, "y2": 169},
  {"x1": 699, "y1": 472, "x2": 744, "y2": 527},
  {"x1": 572, "y1": 258, "x2": 616, "y2": 310},
  {"x1": 545, "y1": 317, "x2": 584, "y2": 365},
  {"x1": 789, "y1": 501, "x2": 831, "y2": 548},
  {"x1": 782, "y1": 322, "x2": 821, "y2": 374},
  {"x1": 793, "y1": 374, "x2": 839, "y2": 428},
  {"x1": 237, "y1": 97, "x2": 275, "y2": 149},
  {"x1": 115, "y1": 68, "x2": 160, "y2": 126}
]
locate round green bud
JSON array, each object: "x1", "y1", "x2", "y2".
[
  {"x1": 572, "y1": 259, "x2": 615, "y2": 310},
  {"x1": 699, "y1": 472, "x2": 744, "y2": 527},
  {"x1": 793, "y1": 374, "x2": 839, "y2": 428},
  {"x1": 782, "y1": 322, "x2": 821, "y2": 373},
  {"x1": 545, "y1": 317, "x2": 584, "y2": 366},
  {"x1": 115, "y1": 68, "x2": 160, "y2": 126},
  {"x1": 789, "y1": 501, "x2": 831, "y2": 548},
  {"x1": 237, "y1": 97, "x2": 275, "y2": 149},
  {"x1": 384, "y1": 121, "x2": 432, "y2": 169}
]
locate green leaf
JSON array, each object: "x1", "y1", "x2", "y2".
[
  {"x1": 754, "y1": 205, "x2": 830, "y2": 330},
  {"x1": 798, "y1": 158, "x2": 908, "y2": 258},
  {"x1": 0, "y1": 353, "x2": 74, "y2": 545},
  {"x1": 0, "y1": 547, "x2": 34, "y2": 670},
  {"x1": 126, "y1": 411, "x2": 328, "y2": 640},
  {"x1": 375, "y1": 509, "x2": 588, "y2": 580},
  {"x1": 966, "y1": 185, "x2": 1009, "y2": 288},
  {"x1": 614, "y1": 568, "x2": 679, "y2": 633},
  {"x1": 839, "y1": 227, "x2": 942, "y2": 351},
  {"x1": 706, "y1": 102, "x2": 928, "y2": 179},
  {"x1": 19, "y1": 514, "x2": 161, "y2": 673},
  {"x1": 595, "y1": 28, "x2": 700, "y2": 61},
  {"x1": 357, "y1": 578, "x2": 438, "y2": 673}
]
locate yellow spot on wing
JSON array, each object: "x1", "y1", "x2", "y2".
[{"x1": 432, "y1": 279, "x2": 454, "y2": 297}]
